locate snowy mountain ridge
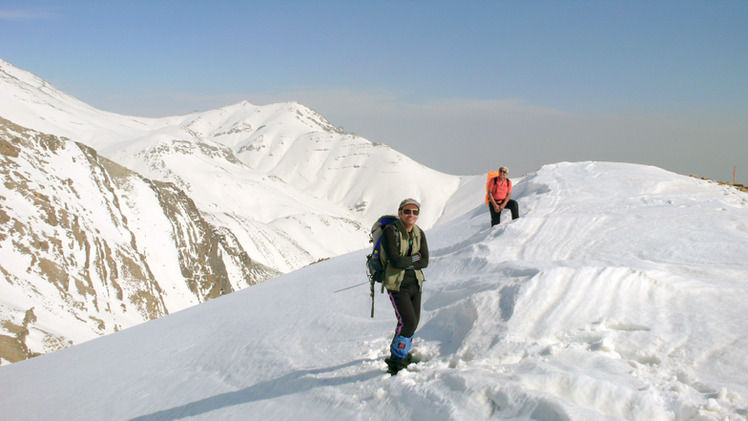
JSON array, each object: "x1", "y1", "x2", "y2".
[{"x1": 0, "y1": 58, "x2": 482, "y2": 269}]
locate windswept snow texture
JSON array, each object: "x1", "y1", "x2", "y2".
[{"x1": 1, "y1": 162, "x2": 747, "y2": 420}]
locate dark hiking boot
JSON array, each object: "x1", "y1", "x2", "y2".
[{"x1": 385, "y1": 353, "x2": 412, "y2": 375}]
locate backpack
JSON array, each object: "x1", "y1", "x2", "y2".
[
  {"x1": 367, "y1": 215, "x2": 398, "y2": 318},
  {"x1": 366, "y1": 215, "x2": 398, "y2": 284}
]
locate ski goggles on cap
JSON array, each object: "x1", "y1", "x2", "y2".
[{"x1": 398, "y1": 199, "x2": 421, "y2": 210}]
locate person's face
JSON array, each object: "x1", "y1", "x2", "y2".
[
  {"x1": 399, "y1": 204, "x2": 420, "y2": 225},
  {"x1": 499, "y1": 168, "x2": 508, "y2": 179}
]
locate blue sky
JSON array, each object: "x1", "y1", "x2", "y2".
[{"x1": 2, "y1": 0, "x2": 747, "y2": 182}]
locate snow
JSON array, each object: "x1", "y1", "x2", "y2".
[
  {"x1": 1, "y1": 58, "x2": 488, "y2": 358},
  {"x1": 1, "y1": 161, "x2": 747, "y2": 420},
  {"x1": 1, "y1": 59, "x2": 481, "y2": 275}
]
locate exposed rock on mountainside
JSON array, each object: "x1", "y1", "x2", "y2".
[
  {"x1": 690, "y1": 174, "x2": 748, "y2": 193},
  {"x1": 0, "y1": 118, "x2": 279, "y2": 363}
]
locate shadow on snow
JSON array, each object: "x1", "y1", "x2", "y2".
[{"x1": 129, "y1": 360, "x2": 380, "y2": 421}]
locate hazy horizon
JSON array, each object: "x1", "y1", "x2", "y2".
[{"x1": 2, "y1": 1, "x2": 746, "y2": 182}]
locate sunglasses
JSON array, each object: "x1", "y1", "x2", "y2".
[
  {"x1": 499, "y1": 170, "x2": 508, "y2": 174},
  {"x1": 401, "y1": 209, "x2": 419, "y2": 215}
]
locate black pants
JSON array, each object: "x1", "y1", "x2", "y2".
[
  {"x1": 388, "y1": 278, "x2": 421, "y2": 338},
  {"x1": 489, "y1": 199, "x2": 519, "y2": 227}
]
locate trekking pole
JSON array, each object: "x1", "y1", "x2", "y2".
[{"x1": 370, "y1": 277, "x2": 375, "y2": 318}]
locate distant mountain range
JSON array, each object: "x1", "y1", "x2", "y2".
[{"x1": 0, "y1": 59, "x2": 483, "y2": 363}]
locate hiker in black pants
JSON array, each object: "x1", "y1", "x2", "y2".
[{"x1": 380, "y1": 198, "x2": 429, "y2": 374}]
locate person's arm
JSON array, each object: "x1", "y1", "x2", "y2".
[
  {"x1": 412, "y1": 230, "x2": 429, "y2": 270},
  {"x1": 382, "y1": 225, "x2": 421, "y2": 269},
  {"x1": 488, "y1": 179, "x2": 500, "y2": 211},
  {"x1": 499, "y1": 191, "x2": 511, "y2": 210},
  {"x1": 489, "y1": 194, "x2": 499, "y2": 210},
  {"x1": 498, "y1": 180, "x2": 512, "y2": 210}
]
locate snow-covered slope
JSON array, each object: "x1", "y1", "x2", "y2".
[
  {"x1": 0, "y1": 59, "x2": 483, "y2": 274},
  {"x1": 0, "y1": 117, "x2": 278, "y2": 362},
  {"x1": 1, "y1": 162, "x2": 746, "y2": 420}
]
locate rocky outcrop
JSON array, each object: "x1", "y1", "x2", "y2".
[
  {"x1": 0, "y1": 118, "x2": 279, "y2": 363},
  {"x1": 690, "y1": 174, "x2": 748, "y2": 193}
]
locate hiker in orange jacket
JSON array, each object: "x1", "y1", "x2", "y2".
[{"x1": 486, "y1": 167, "x2": 519, "y2": 227}]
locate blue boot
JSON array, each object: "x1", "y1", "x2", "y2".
[
  {"x1": 390, "y1": 335, "x2": 412, "y2": 359},
  {"x1": 385, "y1": 335, "x2": 413, "y2": 374}
]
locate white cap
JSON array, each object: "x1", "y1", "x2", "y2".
[{"x1": 398, "y1": 198, "x2": 421, "y2": 210}]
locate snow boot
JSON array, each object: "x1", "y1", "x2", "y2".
[
  {"x1": 386, "y1": 335, "x2": 413, "y2": 375},
  {"x1": 390, "y1": 335, "x2": 412, "y2": 359},
  {"x1": 385, "y1": 353, "x2": 412, "y2": 375}
]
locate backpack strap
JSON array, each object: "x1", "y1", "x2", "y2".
[{"x1": 490, "y1": 176, "x2": 499, "y2": 196}]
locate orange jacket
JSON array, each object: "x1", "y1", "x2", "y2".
[{"x1": 485, "y1": 171, "x2": 512, "y2": 205}]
